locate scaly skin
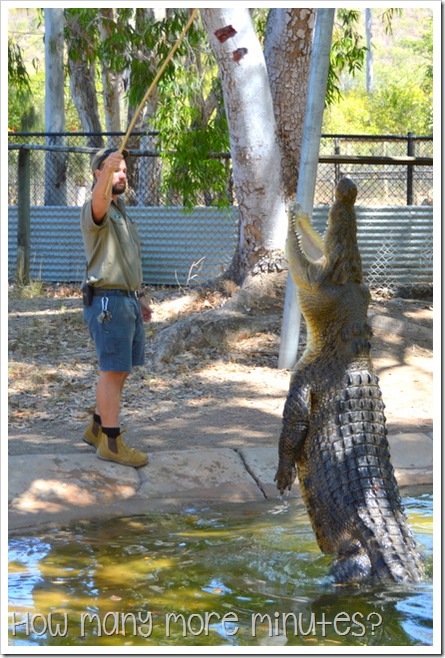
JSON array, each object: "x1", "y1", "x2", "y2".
[{"x1": 275, "y1": 178, "x2": 423, "y2": 583}]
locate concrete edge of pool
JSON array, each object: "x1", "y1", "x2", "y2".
[{"x1": 8, "y1": 431, "x2": 433, "y2": 533}]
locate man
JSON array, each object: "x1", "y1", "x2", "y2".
[{"x1": 80, "y1": 148, "x2": 152, "y2": 467}]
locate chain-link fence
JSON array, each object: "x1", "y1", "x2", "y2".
[
  {"x1": 7, "y1": 132, "x2": 233, "y2": 208},
  {"x1": 8, "y1": 131, "x2": 433, "y2": 208},
  {"x1": 316, "y1": 134, "x2": 433, "y2": 206}
]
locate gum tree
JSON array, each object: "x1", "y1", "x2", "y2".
[{"x1": 153, "y1": 7, "x2": 371, "y2": 365}]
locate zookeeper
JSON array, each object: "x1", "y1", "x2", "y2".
[{"x1": 80, "y1": 148, "x2": 152, "y2": 467}]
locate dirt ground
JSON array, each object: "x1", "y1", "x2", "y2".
[{"x1": 8, "y1": 279, "x2": 433, "y2": 457}]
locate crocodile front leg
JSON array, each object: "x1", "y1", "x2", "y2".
[{"x1": 275, "y1": 373, "x2": 311, "y2": 494}]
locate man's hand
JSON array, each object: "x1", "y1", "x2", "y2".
[
  {"x1": 101, "y1": 151, "x2": 125, "y2": 174},
  {"x1": 140, "y1": 297, "x2": 153, "y2": 323}
]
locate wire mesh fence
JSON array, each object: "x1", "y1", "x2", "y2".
[
  {"x1": 316, "y1": 134, "x2": 433, "y2": 206},
  {"x1": 8, "y1": 132, "x2": 433, "y2": 208}
]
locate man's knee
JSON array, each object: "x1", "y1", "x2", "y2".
[{"x1": 99, "y1": 370, "x2": 130, "y2": 383}]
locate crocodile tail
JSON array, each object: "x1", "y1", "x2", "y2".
[
  {"x1": 334, "y1": 368, "x2": 424, "y2": 583},
  {"x1": 357, "y1": 505, "x2": 425, "y2": 582}
]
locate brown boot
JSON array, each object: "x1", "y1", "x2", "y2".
[
  {"x1": 96, "y1": 431, "x2": 148, "y2": 468},
  {"x1": 83, "y1": 417, "x2": 103, "y2": 449}
]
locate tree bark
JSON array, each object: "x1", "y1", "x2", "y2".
[
  {"x1": 65, "y1": 11, "x2": 103, "y2": 148},
  {"x1": 201, "y1": 8, "x2": 287, "y2": 284},
  {"x1": 67, "y1": 57, "x2": 103, "y2": 147},
  {"x1": 264, "y1": 8, "x2": 315, "y2": 200},
  {"x1": 98, "y1": 8, "x2": 124, "y2": 135}
]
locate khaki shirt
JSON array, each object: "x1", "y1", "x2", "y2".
[{"x1": 80, "y1": 197, "x2": 143, "y2": 290}]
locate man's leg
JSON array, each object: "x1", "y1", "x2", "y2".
[
  {"x1": 96, "y1": 370, "x2": 129, "y2": 427},
  {"x1": 95, "y1": 370, "x2": 148, "y2": 468}
]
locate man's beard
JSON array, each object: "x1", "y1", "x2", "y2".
[{"x1": 112, "y1": 182, "x2": 126, "y2": 195}]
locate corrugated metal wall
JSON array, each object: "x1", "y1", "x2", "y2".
[
  {"x1": 312, "y1": 206, "x2": 433, "y2": 286},
  {"x1": 8, "y1": 206, "x2": 238, "y2": 286},
  {"x1": 8, "y1": 205, "x2": 432, "y2": 286}
]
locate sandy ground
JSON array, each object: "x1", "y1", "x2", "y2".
[{"x1": 8, "y1": 284, "x2": 433, "y2": 457}]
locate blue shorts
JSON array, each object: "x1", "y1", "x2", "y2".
[{"x1": 84, "y1": 294, "x2": 145, "y2": 372}]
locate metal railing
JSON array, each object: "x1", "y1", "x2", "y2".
[{"x1": 8, "y1": 131, "x2": 433, "y2": 208}]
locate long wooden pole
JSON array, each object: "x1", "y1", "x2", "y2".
[
  {"x1": 105, "y1": 8, "x2": 199, "y2": 196},
  {"x1": 121, "y1": 8, "x2": 198, "y2": 153}
]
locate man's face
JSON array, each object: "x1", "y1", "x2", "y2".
[{"x1": 111, "y1": 159, "x2": 127, "y2": 195}]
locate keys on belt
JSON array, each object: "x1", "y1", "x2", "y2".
[{"x1": 97, "y1": 296, "x2": 112, "y2": 323}]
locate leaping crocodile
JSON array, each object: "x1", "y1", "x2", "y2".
[{"x1": 275, "y1": 177, "x2": 424, "y2": 584}]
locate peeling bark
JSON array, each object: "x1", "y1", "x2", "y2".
[{"x1": 264, "y1": 8, "x2": 315, "y2": 200}]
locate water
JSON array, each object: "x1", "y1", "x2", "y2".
[{"x1": 8, "y1": 488, "x2": 433, "y2": 648}]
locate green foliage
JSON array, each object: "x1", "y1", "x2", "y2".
[
  {"x1": 153, "y1": 66, "x2": 230, "y2": 208},
  {"x1": 405, "y1": 13, "x2": 433, "y2": 96},
  {"x1": 8, "y1": 38, "x2": 31, "y2": 92},
  {"x1": 63, "y1": 8, "x2": 99, "y2": 67},
  {"x1": 64, "y1": 8, "x2": 232, "y2": 206},
  {"x1": 8, "y1": 36, "x2": 43, "y2": 130},
  {"x1": 157, "y1": 110, "x2": 230, "y2": 209},
  {"x1": 379, "y1": 8, "x2": 403, "y2": 35},
  {"x1": 124, "y1": 9, "x2": 203, "y2": 108},
  {"x1": 251, "y1": 8, "x2": 269, "y2": 44},
  {"x1": 124, "y1": 9, "x2": 231, "y2": 208},
  {"x1": 324, "y1": 8, "x2": 433, "y2": 135},
  {"x1": 327, "y1": 9, "x2": 368, "y2": 106},
  {"x1": 323, "y1": 80, "x2": 432, "y2": 135}
]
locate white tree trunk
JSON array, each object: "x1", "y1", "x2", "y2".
[
  {"x1": 68, "y1": 59, "x2": 103, "y2": 146},
  {"x1": 44, "y1": 8, "x2": 66, "y2": 205},
  {"x1": 201, "y1": 8, "x2": 286, "y2": 281}
]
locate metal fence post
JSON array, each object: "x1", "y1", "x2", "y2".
[
  {"x1": 17, "y1": 147, "x2": 30, "y2": 285},
  {"x1": 407, "y1": 131, "x2": 414, "y2": 205},
  {"x1": 278, "y1": 8, "x2": 335, "y2": 370},
  {"x1": 334, "y1": 138, "x2": 341, "y2": 187}
]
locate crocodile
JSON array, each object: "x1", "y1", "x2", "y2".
[{"x1": 275, "y1": 177, "x2": 424, "y2": 584}]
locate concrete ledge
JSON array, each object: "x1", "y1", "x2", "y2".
[
  {"x1": 137, "y1": 448, "x2": 263, "y2": 502},
  {"x1": 8, "y1": 433, "x2": 433, "y2": 534},
  {"x1": 238, "y1": 447, "x2": 301, "y2": 499},
  {"x1": 8, "y1": 453, "x2": 140, "y2": 531},
  {"x1": 8, "y1": 453, "x2": 139, "y2": 506}
]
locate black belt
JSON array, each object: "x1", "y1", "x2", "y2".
[{"x1": 92, "y1": 288, "x2": 139, "y2": 299}]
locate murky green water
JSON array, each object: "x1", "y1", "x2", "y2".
[{"x1": 8, "y1": 488, "x2": 433, "y2": 648}]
